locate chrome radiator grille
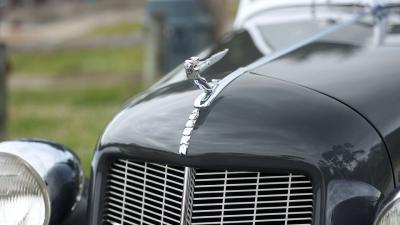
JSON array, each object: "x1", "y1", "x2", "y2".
[
  {"x1": 103, "y1": 160, "x2": 313, "y2": 225},
  {"x1": 104, "y1": 160, "x2": 185, "y2": 225},
  {"x1": 191, "y1": 169, "x2": 313, "y2": 225}
]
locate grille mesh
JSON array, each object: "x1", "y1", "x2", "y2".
[
  {"x1": 191, "y1": 169, "x2": 313, "y2": 225},
  {"x1": 103, "y1": 160, "x2": 313, "y2": 225},
  {"x1": 104, "y1": 159, "x2": 185, "y2": 225}
]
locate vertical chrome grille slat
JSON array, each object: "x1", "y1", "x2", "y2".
[
  {"x1": 252, "y1": 172, "x2": 260, "y2": 225},
  {"x1": 180, "y1": 167, "x2": 196, "y2": 225},
  {"x1": 220, "y1": 171, "x2": 228, "y2": 224},
  {"x1": 284, "y1": 174, "x2": 292, "y2": 225},
  {"x1": 103, "y1": 159, "x2": 313, "y2": 225},
  {"x1": 160, "y1": 165, "x2": 168, "y2": 225}
]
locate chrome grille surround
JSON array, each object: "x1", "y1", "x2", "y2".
[{"x1": 103, "y1": 159, "x2": 313, "y2": 225}]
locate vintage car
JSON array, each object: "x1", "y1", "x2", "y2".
[{"x1": 1, "y1": 1, "x2": 400, "y2": 225}]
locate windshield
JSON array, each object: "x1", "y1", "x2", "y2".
[
  {"x1": 235, "y1": 0, "x2": 400, "y2": 27},
  {"x1": 259, "y1": 21, "x2": 335, "y2": 50},
  {"x1": 153, "y1": 5, "x2": 400, "y2": 89},
  {"x1": 241, "y1": 6, "x2": 363, "y2": 54}
]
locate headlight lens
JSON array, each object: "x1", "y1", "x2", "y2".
[
  {"x1": 0, "y1": 152, "x2": 50, "y2": 225},
  {"x1": 374, "y1": 192, "x2": 400, "y2": 225}
]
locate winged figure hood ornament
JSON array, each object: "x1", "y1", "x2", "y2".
[
  {"x1": 180, "y1": 48, "x2": 250, "y2": 155},
  {"x1": 180, "y1": 49, "x2": 234, "y2": 155},
  {"x1": 184, "y1": 49, "x2": 229, "y2": 94},
  {"x1": 179, "y1": 49, "x2": 248, "y2": 155}
]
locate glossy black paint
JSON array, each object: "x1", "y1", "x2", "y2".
[
  {"x1": 88, "y1": 6, "x2": 399, "y2": 225},
  {"x1": 252, "y1": 42, "x2": 400, "y2": 187},
  {"x1": 62, "y1": 178, "x2": 89, "y2": 225},
  {"x1": 0, "y1": 139, "x2": 83, "y2": 225}
]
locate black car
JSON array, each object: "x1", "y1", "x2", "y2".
[{"x1": 1, "y1": 1, "x2": 400, "y2": 225}]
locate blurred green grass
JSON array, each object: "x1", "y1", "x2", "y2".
[
  {"x1": 9, "y1": 82, "x2": 143, "y2": 175},
  {"x1": 9, "y1": 25, "x2": 145, "y2": 175},
  {"x1": 85, "y1": 21, "x2": 143, "y2": 37},
  {"x1": 10, "y1": 47, "x2": 144, "y2": 76}
]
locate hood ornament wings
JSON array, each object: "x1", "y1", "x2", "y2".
[
  {"x1": 184, "y1": 48, "x2": 228, "y2": 93},
  {"x1": 184, "y1": 49, "x2": 229, "y2": 108}
]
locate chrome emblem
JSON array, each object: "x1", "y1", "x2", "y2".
[
  {"x1": 179, "y1": 49, "x2": 229, "y2": 155},
  {"x1": 184, "y1": 48, "x2": 228, "y2": 95},
  {"x1": 179, "y1": 109, "x2": 199, "y2": 155}
]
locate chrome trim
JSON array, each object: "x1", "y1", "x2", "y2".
[
  {"x1": 180, "y1": 167, "x2": 196, "y2": 225},
  {"x1": 191, "y1": 170, "x2": 313, "y2": 225},
  {"x1": 373, "y1": 188, "x2": 400, "y2": 225},
  {"x1": 193, "y1": 67, "x2": 247, "y2": 108},
  {"x1": 103, "y1": 159, "x2": 313, "y2": 225},
  {"x1": 179, "y1": 109, "x2": 200, "y2": 155},
  {"x1": 184, "y1": 49, "x2": 229, "y2": 94},
  {"x1": 104, "y1": 160, "x2": 185, "y2": 225},
  {"x1": 184, "y1": 49, "x2": 231, "y2": 109}
]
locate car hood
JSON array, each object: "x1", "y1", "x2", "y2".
[
  {"x1": 251, "y1": 41, "x2": 400, "y2": 175},
  {"x1": 252, "y1": 42, "x2": 400, "y2": 143},
  {"x1": 99, "y1": 68, "x2": 388, "y2": 163}
]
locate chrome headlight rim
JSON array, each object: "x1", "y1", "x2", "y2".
[
  {"x1": 374, "y1": 188, "x2": 400, "y2": 225},
  {"x1": 0, "y1": 151, "x2": 51, "y2": 225}
]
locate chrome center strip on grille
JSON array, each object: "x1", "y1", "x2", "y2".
[{"x1": 180, "y1": 167, "x2": 196, "y2": 225}]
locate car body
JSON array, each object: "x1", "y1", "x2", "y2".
[{"x1": 1, "y1": 1, "x2": 400, "y2": 225}]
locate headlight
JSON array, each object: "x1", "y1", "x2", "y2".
[
  {"x1": 374, "y1": 189, "x2": 400, "y2": 225},
  {"x1": 0, "y1": 139, "x2": 84, "y2": 225},
  {"x1": 0, "y1": 152, "x2": 50, "y2": 225}
]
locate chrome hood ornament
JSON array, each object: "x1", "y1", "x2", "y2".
[
  {"x1": 180, "y1": 49, "x2": 230, "y2": 155},
  {"x1": 180, "y1": 48, "x2": 248, "y2": 155},
  {"x1": 184, "y1": 48, "x2": 228, "y2": 93},
  {"x1": 184, "y1": 49, "x2": 229, "y2": 108}
]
